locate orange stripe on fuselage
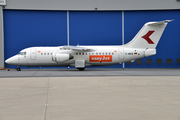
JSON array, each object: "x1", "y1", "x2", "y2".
[{"x1": 89, "y1": 55, "x2": 112, "y2": 62}]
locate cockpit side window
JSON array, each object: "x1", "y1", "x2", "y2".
[{"x1": 18, "y1": 52, "x2": 26, "y2": 55}]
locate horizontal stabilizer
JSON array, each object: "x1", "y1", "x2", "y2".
[{"x1": 147, "y1": 20, "x2": 173, "y2": 26}]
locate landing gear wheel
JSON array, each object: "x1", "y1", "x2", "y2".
[
  {"x1": 78, "y1": 68, "x2": 85, "y2": 71},
  {"x1": 17, "y1": 67, "x2": 21, "y2": 71}
]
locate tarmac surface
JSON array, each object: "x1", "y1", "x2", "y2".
[
  {"x1": 0, "y1": 68, "x2": 180, "y2": 77},
  {"x1": 0, "y1": 69, "x2": 180, "y2": 120}
]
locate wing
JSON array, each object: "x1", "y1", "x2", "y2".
[
  {"x1": 62, "y1": 46, "x2": 95, "y2": 51},
  {"x1": 55, "y1": 45, "x2": 96, "y2": 54}
]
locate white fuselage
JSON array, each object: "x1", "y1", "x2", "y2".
[{"x1": 6, "y1": 45, "x2": 147, "y2": 68}]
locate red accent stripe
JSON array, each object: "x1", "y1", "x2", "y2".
[{"x1": 142, "y1": 31, "x2": 155, "y2": 44}]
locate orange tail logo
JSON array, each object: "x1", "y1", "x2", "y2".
[{"x1": 89, "y1": 55, "x2": 112, "y2": 62}]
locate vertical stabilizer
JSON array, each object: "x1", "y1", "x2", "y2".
[{"x1": 125, "y1": 20, "x2": 172, "y2": 49}]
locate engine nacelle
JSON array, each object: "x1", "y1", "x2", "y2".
[{"x1": 52, "y1": 53, "x2": 73, "y2": 63}]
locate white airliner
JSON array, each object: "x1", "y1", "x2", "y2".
[{"x1": 5, "y1": 20, "x2": 172, "y2": 71}]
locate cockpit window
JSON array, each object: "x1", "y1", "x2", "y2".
[{"x1": 18, "y1": 52, "x2": 26, "y2": 55}]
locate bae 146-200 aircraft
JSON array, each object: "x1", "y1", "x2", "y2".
[{"x1": 5, "y1": 20, "x2": 172, "y2": 71}]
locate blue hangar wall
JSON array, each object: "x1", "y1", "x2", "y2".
[
  {"x1": 124, "y1": 10, "x2": 180, "y2": 68},
  {"x1": 3, "y1": 10, "x2": 180, "y2": 68}
]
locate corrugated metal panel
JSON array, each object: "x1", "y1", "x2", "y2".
[
  {"x1": 0, "y1": 6, "x2": 4, "y2": 68},
  {"x1": 4, "y1": 0, "x2": 180, "y2": 11}
]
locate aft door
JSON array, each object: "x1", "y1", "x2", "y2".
[
  {"x1": 30, "y1": 48, "x2": 36, "y2": 60},
  {"x1": 118, "y1": 48, "x2": 124, "y2": 60}
]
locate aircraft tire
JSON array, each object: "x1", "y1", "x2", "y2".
[
  {"x1": 78, "y1": 68, "x2": 85, "y2": 71},
  {"x1": 17, "y1": 67, "x2": 21, "y2": 71}
]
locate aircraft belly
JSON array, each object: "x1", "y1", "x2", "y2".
[
  {"x1": 25, "y1": 62, "x2": 72, "y2": 67},
  {"x1": 87, "y1": 62, "x2": 119, "y2": 66}
]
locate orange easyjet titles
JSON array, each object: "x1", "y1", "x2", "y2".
[{"x1": 89, "y1": 55, "x2": 112, "y2": 62}]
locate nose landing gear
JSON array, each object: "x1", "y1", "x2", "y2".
[{"x1": 17, "y1": 66, "x2": 21, "y2": 71}]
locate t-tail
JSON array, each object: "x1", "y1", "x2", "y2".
[
  {"x1": 125, "y1": 20, "x2": 173, "y2": 49},
  {"x1": 124, "y1": 20, "x2": 173, "y2": 58}
]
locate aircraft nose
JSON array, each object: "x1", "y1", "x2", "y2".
[
  {"x1": 5, "y1": 55, "x2": 19, "y2": 65},
  {"x1": 5, "y1": 58, "x2": 11, "y2": 64}
]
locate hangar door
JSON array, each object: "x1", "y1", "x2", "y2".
[
  {"x1": 4, "y1": 10, "x2": 123, "y2": 69},
  {"x1": 69, "y1": 11, "x2": 123, "y2": 68},
  {"x1": 4, "y1": 10, "x2": 67, "y2": 68},
  {"x1": 124, "y1": 10, "x2": 180, "y2": 68},
  {"x1": 5, "y1": 10, "x2": 179, "y2": 69}
]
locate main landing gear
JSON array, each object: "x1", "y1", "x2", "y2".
[
  {"x1": 16, "y1": 66, "x2": 21, "y2": 71},
  {"x1": 78, "y1": 68, "x2": 85, "y2": 71}
]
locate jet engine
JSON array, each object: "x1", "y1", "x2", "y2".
[{"x1": 52, "y1": 53, "x2": 74, "y2": 63}]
